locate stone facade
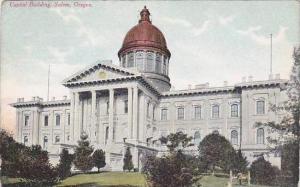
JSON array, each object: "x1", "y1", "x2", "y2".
[{"x1": 11, "y1": 7, "x2": 287, "y2": 171}]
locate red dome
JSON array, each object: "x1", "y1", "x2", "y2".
[{"x1": 118, "y1": 6, "x2": 171, "y2": 58}]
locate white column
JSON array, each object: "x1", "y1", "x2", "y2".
[
  {"x1": 74, "y1": 92, "x2": 80, "y2": 140},
  {"x1": 91, "y1": 90, "x2": 97, "y2": 142},
  {"x1": 132, "y1": 86, "x2": 138, "y2": 140},
  {"x1": 70, "y1": 92, "x2": 75, "y2": 141},
  {"x1": 108, "y1": 89, "x2": 114, "y2": 142},
  {"x1": 128, "y1": 87, "x2": 133, "y2": 139},
  {"x1": 33, "y1": 109, "x2": 40, "y2": 145}
]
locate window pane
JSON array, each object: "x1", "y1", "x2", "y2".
[
  {"x1": 212, "y1": 105, "x2": 219, "y2": 118},
  {"x1": 177, "y1": 108, "x2": 184, "y2": 120},
  {"x1": 56, "y1": 115, "x2": 60, "y2": 126},
  {"x1": 124, "y1": 100, "x2": 128, "y2": 114},
  {"x1": 67, "y1": 113, "x2": 70, "y2": 125},
  {"x1": 161, "y1": 109, "x2": 168, "y2": 120},
  {"x1": 55, "y1": 136, "x2": 60, "y2": 143},
  {"x1": 257, "y1": 101, "x2": 265, "y2": 114},
  {"x1": 231, "y1": 130, "x2": 238, "y2": 145},
  {"x1": 136, "y1": 51, "x2": 144, "y2": 70},
  {"x1": 24, "y1": 115, "x2": 29, "y2": 126},
  {"x1": 146, "y1": 52, "x2": 154, "y2": 71},
  {"x1": 44, "y1": 115, "x2": 48, "y2": 126},
  {"x1": 195, "y1": 106, "x2": 201, "y2": 119},
  {"x1": 155, "y1": 53, "x2": 161, "y2": 73},
  {"x1": 257, "y1": 128, "x2": 264, "y2": 144},
  {"x1": 122, "y1": 55, "x2": 126, "y2": 67},
  {"x1": 127, "y1": 52, "x2": 134, "y2": 67},
  {"x1": 231, "y1": 104, "x2": 238, "y2": 117},
  {"x1": 162, "y1": 56, "x2": 167, "y2": 74}
]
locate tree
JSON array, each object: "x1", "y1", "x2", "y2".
[
  {"x1": 143, "y1": 132, "x2": 199, "y2": 187},
  {"x1": 123, "y1": 147, "x2": 134, "y2": 172},
  {"x1": 256, "y1": 46, "x2": 300, "y2": 185},
  {"x1": 232, "y1": 149, "x2": 249, "y2": 174},
  {"x1": 0, "y1": 130, "x2": 58, "y2": 185},
  {"x1": 198, "y1": 133, "x2": 236, "y2": 173},
  {"x1": 250, "y1": 156, "x2": 280, "y2": 186},
  {"x1": 73, "y1": 132, "x2": 94, "y2": 173},
  {"x1": 92, "y1": 149, "x2": 106, "y2": 172},
  {"x1": 281, "y1": 142, "x2": 299, "y2": 185},
  {"x1": 57, "y1": 148, "x2": 74, "y2": 180}
]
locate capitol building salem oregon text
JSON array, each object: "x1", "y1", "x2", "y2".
[{"x1": 11, "y1": 7, "x2": 287, "y2": 171}]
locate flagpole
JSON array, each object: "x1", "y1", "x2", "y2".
[{"x1": 47, "y1": 64, "x2": 50, "y2": 101}]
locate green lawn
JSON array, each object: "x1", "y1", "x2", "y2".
[
  {"x1": 2, "y1": 172, "x2": 278, "y2": 187},
  {"x1": 57, "y1": 172, "x2": 148, "y2": 187}
]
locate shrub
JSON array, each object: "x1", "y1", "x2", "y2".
[
  {"x1": 250, "y1": 156, "x2": 280, "y2": 185},
  {"x1": 92, "y1": 149, "x2": 106, "y2": 172},
  {"x1": 123, "y1": 147, "x2": 134, "y2": 171},
  {"x1": 57, "y1": 148, "x2": 74, "y2": 180},
  {"x1": 73, "y1": 132, "x2": 94, "y2": 173}
]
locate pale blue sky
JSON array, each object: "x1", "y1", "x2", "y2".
[{"x1": 1, "y1": 1, "x2": 299, "y2": 132}]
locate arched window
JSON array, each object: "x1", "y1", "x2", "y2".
[
  {"x1": 256, "y1": 100, "x2": 265, "y2": 114},
  {"x1": 212, "y1": 105, "x2": 219, "y2": 118},
  {"x1": 162, "y1": 56, "x2": 167, "y2": 75},
  {"x1": 231, "y1": 130, "x2": 238, "y2": 145},
  {"x1": 43, "y1": 136, "x2": 48, "y2": 149},
  {"x1": 146, "y1": 52, "x2": 154, "y2": 71},
  {"x1": 127, "y1": 52, "x2": 134, "y2": 67},
  {"x1": 257, "y1": 128, "x2": 265, "y2": 144},
  {"x1": 55, "y1": 136, "x2": 60, "y2": 143},
  {"x1": 135, "y1": 51, "x2": 144, "y2": 70},
  {"x1": 121, "y1": 55, "x2": 126, "y2": 67},
  {"x1": 194, "y1": 131, "x2": 201, "y2": 146},
  {"x1": 155, "y1": 53, "x2": 162, "y2": 73},
  {"x1": 24, "y1": 136, "x2": 28, "y2": 145},
  {"x1": 231, "y1": 104, "x2": 238, "y2": 117}
]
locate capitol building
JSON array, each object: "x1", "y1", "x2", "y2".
[{"x1": 11, "y1": 7, "x2": 287, "y2": 171}]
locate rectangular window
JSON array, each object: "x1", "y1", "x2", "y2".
[
  {"x1": 212, "y1": 105, "x2": 219, "y2": 118},
  {"x1": 177, "y1": 107, "x2": 184, "y2": 120},
  {"x1": 161, "y1": 109, "x2": 168, "y2": 120},
  {"x1": 256, "y1": 101, "x2": 265, "y2": 114},
  {"x1": 194, "y1": 106, "x2": 201, "y2": 119},
  {"x1": 106, "y1": 101, "x2": 109, "y2": 115},
  {"x1": 67, "y1": 113, "x2": 70, "y2": 125},
  {"x1": 24, "y1": 115, "x2": 29, "y2": 126},
  {"x1": 124, "y1": 100, "x2": 128, "y2": 114},
  {"x1": 55, "y1": 114, "x2": 60, "y2": 126},
  {"x1": 147, "y1": 103, "x2": 150, "y2": 117},
  {"x1": 44, "y1": 115, "x2": 48, "y2": 126},
  {"x1": 136, "y1": 51, "x2": 144, "y2": 71},
  {"x1": 231, "y1": 104, "x2": 238, "y2": 117},
  {"x1": 127, "y1": 52, "x2": 134, "y2": 67}
]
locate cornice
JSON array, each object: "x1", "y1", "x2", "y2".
[{"x1": 11, "y1": 100, "x2": 70, "y2": 108}]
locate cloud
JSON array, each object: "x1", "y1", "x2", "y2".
[
  {"x1": 219, "y1": 15, "x2": 235, "y2": 26},
  {"x1": 48, "y1": 46, "x2": 74, "y2": 64},
  {"x1": 190, "y1": 20, "x2": 211, "y2": 36},
  {"x1": 162, "y1": 17, "x2": 211, "y2": 36},
  {"x1": 51, "y1": 9, "x2": 107, "y2": 47},
  {"x1": 236, "y1": 25, "x2": 288, "y2": 45}
]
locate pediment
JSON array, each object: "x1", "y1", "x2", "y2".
[{"x1": 62, "y1": 60, "x2": 139, "y2": 83}]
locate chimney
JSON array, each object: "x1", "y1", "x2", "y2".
[
  {"x1": 242, "y1": 77, "x2": 246, "y2": 83},
  {"x1": 52, "y1": 97, "x2": 56, "y2": 101},
  {"x1": 32, "y1": 96, "x2": 36, "y2": 101},
  {"x1": 223, "y1": 81, "x2": 228, "y2": 87},
  {"x1": 248, "y1": 75, "x2": 253, "y2": 82},
  {"x1": 275, "y1": 73, "x2": 280, "y2": 79},
  {"x1": 195, "y1": 82, "x2": 209, "y2": 89},
  {"x1": 63, "y1": 95, "x2": 67, "y2": 100},
  {"x1": 269, "y1": 74, "x2": 273, "y2": 80}
]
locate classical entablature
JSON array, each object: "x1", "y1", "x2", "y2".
[{"x1": 11, "y1": 99, "x2": 70, "y2": 108}]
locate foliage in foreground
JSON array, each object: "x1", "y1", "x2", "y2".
[
  {"x1": 198, "y1": 133, "x2": 248, "y2": 174},
  {"x1": 250, "y1": 156, "x2": 280, "y2": 186},
  {"x1": 143, "y1": 132, "x2": 199, "y2": 187},
  {"x1": 123, "y1": 147, "x2": 134, "y2": 172},
  {"x1": 57, "y1": 148, "x2": 74, "y2": 180},
  {"x1": 92, "y1": 149, "x2": 106, "y2": 172},
  {"x1": 0, "y1": 129, "x2": 58, "y2": 185},
  {"x1": 73, "y1": 132, "x2": 94, "y2": 173}
]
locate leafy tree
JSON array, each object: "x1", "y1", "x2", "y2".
[
  {"x1": 57, "y1": 148, "x2": 74, "y2": 180},
  {"x1": 73, "y1": 132, "x2": 94, "y2": 173},
  {"x1": 0, "y1": 130, "x2": 58, "y2": 185},
  {"x1": 281, "y1": 142, "x2": 299, "y2": 185},
  {"x1": 231, "y1": 149, "x2": 249, "y2": 174},
  {"x1": 250, "y1": 156, "x2": 280, "y2": 186},
  {"x1": 256, "y1": 46, "x2": 300, "y2": 185},
  {"x1": 123, "y1": 147, "x2": 134, "y2": 172},
  {"x1": 143, "y1": 132, "x2": 199, "y2": 187},
  {"x1": 198, "y1": 133, "x2": 236, "y2": 173},
  {"x1": 92, "y1": 149, "x2": 106, "y2": 172}
]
